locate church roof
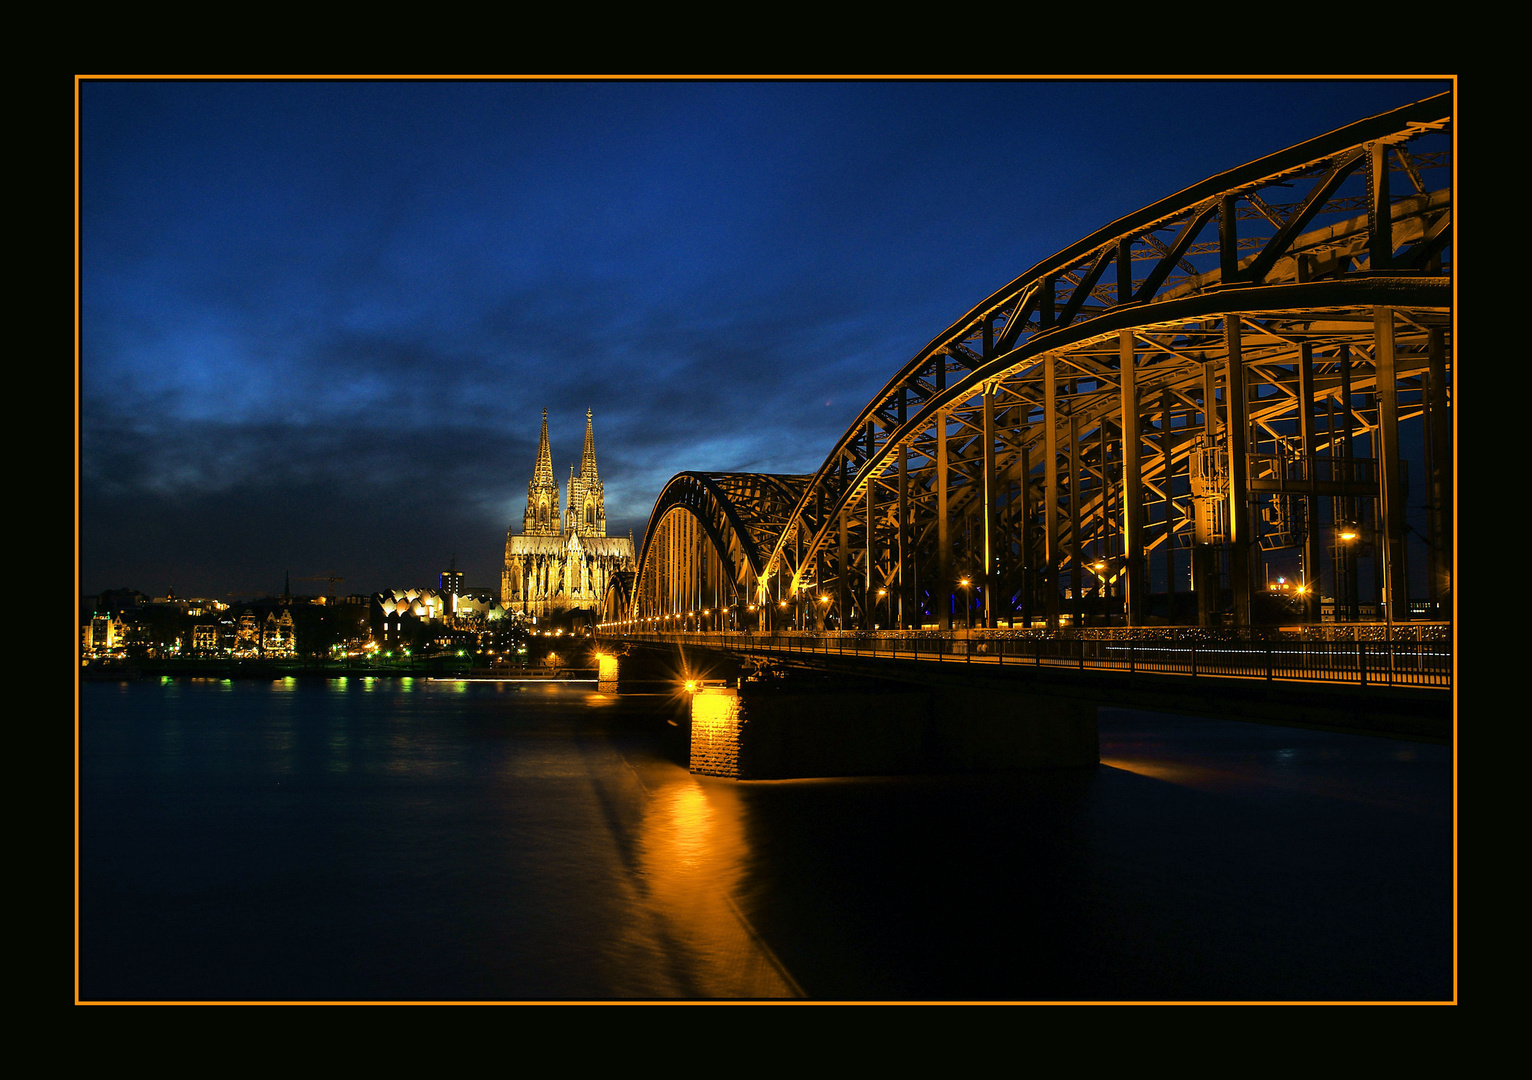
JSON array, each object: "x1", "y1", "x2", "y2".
[
  {"x1": 507, "y1": 533, "x2": 633, "y2": 558},
  {"x1": 577, "y1": 536, "x2": 634, "y2": 558},
  {"x1": 507, "y1": 535, "x2": 568, "y2": 556}
]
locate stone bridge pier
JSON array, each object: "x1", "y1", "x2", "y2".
[
  {"x1": 688, "y1": 682, "x2": 1097, "y2": 781},
  {"x1": 604, "y1": 642, "x2": 1097, "y2": 780}
]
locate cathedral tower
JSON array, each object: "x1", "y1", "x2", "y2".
[
  {"x1": 565, "y1": 408, "x2": 607, "y2": 537},
  {"x1": 523, "y1": 409, "x2": 561, "y2": 536},
  {"x1": 504, "y1": 408, "x2": 633, "y2": 617}
]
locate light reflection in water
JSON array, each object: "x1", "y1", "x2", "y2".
[
  {"x1": 633, "y1": 774, "x2": 801, "y2": 998},
  {"x1": 1101, "y1": 757, "x2": 1228, "y2": 789}
]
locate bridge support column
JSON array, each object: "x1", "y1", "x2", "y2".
[
  {"x1": 1160, "y1": 390, "x2": 1177, "y2": 619},
  {"x1": 838, "y1": 497, "x2": 850, "y2": 630},
  {"x1": 1043, "y1": 355, "x2": 1061, "y2": 631},
  {"x1": 937, "y1": 404, "x2": 952, "y2": 632},
  {"x1": 1426, "y1": 325, "x2": 1451, "y2": 613},
  {"x1": 866, "y1": 419, "x2": 876, "y2": 629},
  {"x1": 688, "y1": 684, "x2": 1097, "y2": 780},
  {"x1": 1225, "y1": 318, "x2": 1254, "y2": 626},
  {"x1": 1020, "y1": 444, "x2": 1033, "y2": 628},
  {"x1": 1195, "y1": 360, "x2": 1218, "y2": 627},
  {"x1": 1069, "y1": 413, "x2": 1082, "y2": 628},
  {"x1": 982, "y1": 383, "x2": 997, "y2": 628},
  {"x1": 1299, "y1": 342, "x2": 1322, "y2": 623},
  {"x1": 1338, "y1": 349, "x2": 1359, "y2": 623},
  {"x1": 1119, "y1": 331, "x2": 1146, "y2": 626},
  {"x1": 1374, "y1": 307, "x2": 1408, "y2": 623},
  {"x1": 898, "y1": 425, "x2": 909, "y2": 630}
]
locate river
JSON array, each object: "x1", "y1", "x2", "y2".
[{"x1": 78, "y1": 676, "x2": 1452, "y2": 1001}]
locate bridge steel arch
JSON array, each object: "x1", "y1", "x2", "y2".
[
  {"x1": 629, "y1": 93, "x2": 1453, "y2": 634},
  {"x1": 621, "y1": 472, "x2": 809, "y2": 631}
]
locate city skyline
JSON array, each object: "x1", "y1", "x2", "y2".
[{"x1": 78, "y1": 76, "x2": 1450, "y2": 599}]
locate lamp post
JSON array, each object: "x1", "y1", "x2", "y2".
[
  {"x1": 959, "y1": 578, "x2": 972, "y2": 631},
  {"x1": 1337, "y1": 523, "x2": 1360, "y2": 623},
  {"x1": 1087, "y1": 559, "x2": 1111, "y2": 626}
]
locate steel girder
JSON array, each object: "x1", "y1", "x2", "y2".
[
  {"x1": 630, "y1": 92, "x2": 1452, "y2": 631},
  {"x1": 598, "y1": 570, "x2": 635, "y2": 623},
  {"x1": 629, "y1": 472, "x2": 809, "y2": 622},
  {"x1": 761, "y1": 93, "x2": 1452, "y2": 629}
]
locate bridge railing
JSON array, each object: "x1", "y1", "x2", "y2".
[{"x1": 599, "y1": 630, "x2": 1452, "y2": 690}]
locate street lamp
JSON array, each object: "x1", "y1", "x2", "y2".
[
  {"x1": 1334, "y1": 522, "x2": 1363, "y2": 623},
  {"x1": 959, "y1": 577, "x2": 972, "y2": 631}
]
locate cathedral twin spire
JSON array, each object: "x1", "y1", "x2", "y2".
[
  {"x1": 580, "y1": 408, "x2": 599, "y2": 485},
  {"x1": 523, "y1": 408, "x2": 605, "y2": 538},
  {"x1": 524, "y1": 409, "x2": 561, "y2": 535},
  {"x1": 533, "y1": 408, "x2": 555, "y2": 488}
]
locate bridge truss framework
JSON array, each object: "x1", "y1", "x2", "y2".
[{"x1": 607, "y1": 94, "x2": 1452, "y2": 635}]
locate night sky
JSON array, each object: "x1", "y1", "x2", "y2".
[{"x1": 78, "y1": 78, "x2": 1450, "y2": 601}]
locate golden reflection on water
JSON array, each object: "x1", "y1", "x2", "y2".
[
  {"x1": 632, "y1": 772, "x2": 801, "y2": 998},
  {"x1": 1100, "y1": 757, "x2": 1227, "y2": 789},
  {"x1": 1100, "y1": 754, "x2": 1428, "y2": 813}
]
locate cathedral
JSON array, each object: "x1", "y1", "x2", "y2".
[{"x1": 502, "y1": 409, "x2": 635, "y2": 618}]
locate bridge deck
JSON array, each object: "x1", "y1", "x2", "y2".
[
  {"x1": 603, "y1": 631, "x2": 1451, "y2": 742},
  {"x1": 606, "y1": 631, "x2": 1451, "y2": 691}
]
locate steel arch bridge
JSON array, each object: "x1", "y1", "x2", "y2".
[{"x1": 612, "y1": 93, "x2": 1452, "y2": 636}]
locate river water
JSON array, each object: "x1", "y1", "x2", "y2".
[{"x1": 78, "y1": 677, "x2": 1452, "y2": 1001}]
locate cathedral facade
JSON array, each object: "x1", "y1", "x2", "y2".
[{"x1": 502, "y1": 409, "x2": 635, "y2": 618}]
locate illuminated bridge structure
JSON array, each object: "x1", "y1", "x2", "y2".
[{"x1": 603, "y1": 95, "x2": 1453, "y2": 652}]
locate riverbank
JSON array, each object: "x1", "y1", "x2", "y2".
[{"x1": 80, "y1": 657, "x2": 593, "y2": 680}]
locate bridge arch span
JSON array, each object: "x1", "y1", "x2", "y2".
[
  {"x1": 766, "y1": 92, "x2": 1452, "y2": 631},
  {"x1": 598, "y1": 570, "x2": 634, "y2": 625},
  {"x1": 628, "y1": 93, "x2": 1452, "y2": 634},
  {"x1": 620, "y1": 472, "x2": 809, "y2": 631}
]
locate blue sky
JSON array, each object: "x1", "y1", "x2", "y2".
[{"x1": 78, "y1": 77, "x2": 1450, "y2": 599}]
